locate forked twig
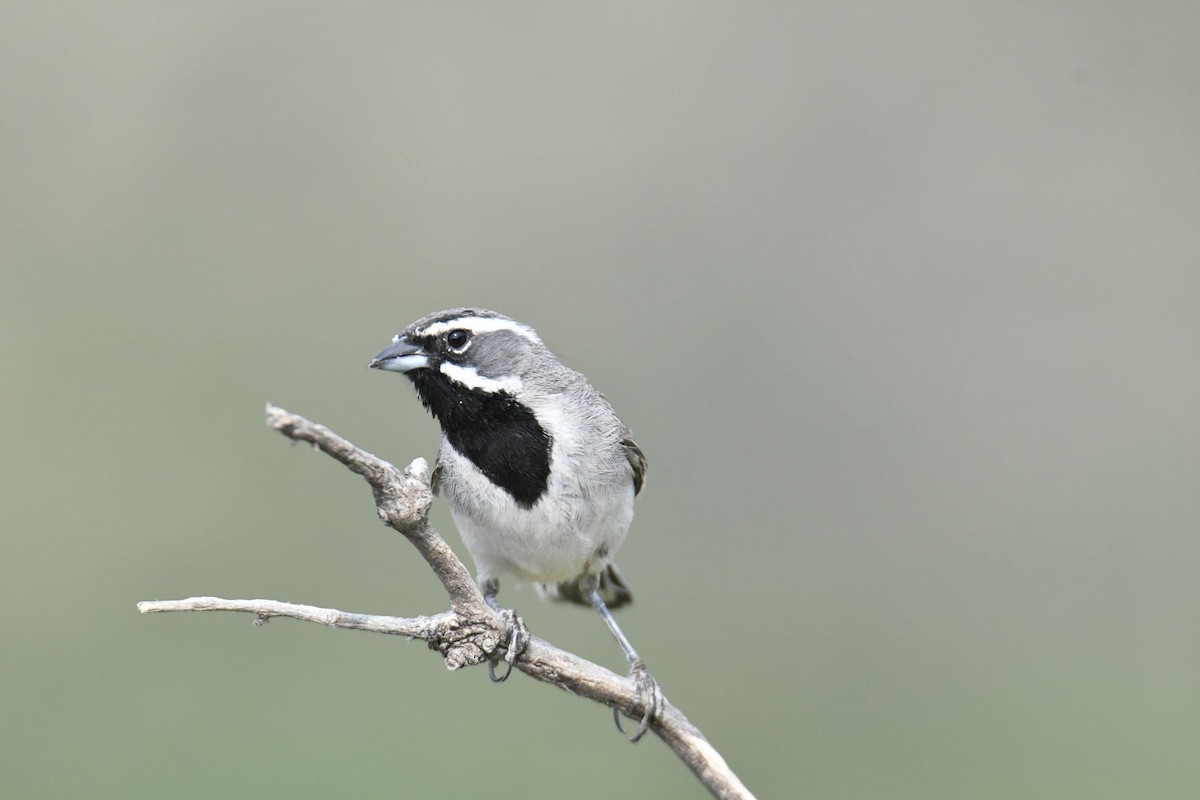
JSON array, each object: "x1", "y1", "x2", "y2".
[{"x1": 137, "y1": 405, "x2": 754, "y2": 800}]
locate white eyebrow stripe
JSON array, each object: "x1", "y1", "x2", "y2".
[
  {"x1": 420, "y1": 317, "x2": 540, "y2": 342},
  {"x1": 439, "y1": 363, "x2": 524, "y2": 394}
]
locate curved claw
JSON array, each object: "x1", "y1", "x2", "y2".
[
  {"x1": 486, "y1": 608, "x2": 527, "y2": 684},
  {"x1": 488, "y1": 659, "x2": 514, "y2": 683},
  {"x1": 613, "y1": 659, "x2": 662, "y2": 743}
]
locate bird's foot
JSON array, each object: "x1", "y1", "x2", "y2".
[
  {"x1": 613, "y1": 659, "x2": 662, "y2": 743},
  {"x1": 487, "y1": 608, "x2": 528, "y2": 683}
]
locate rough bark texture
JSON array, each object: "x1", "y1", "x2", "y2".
[{"x1": 137, "y1": 405, "x2": 755, "y2": 800}]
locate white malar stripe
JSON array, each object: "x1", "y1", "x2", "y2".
[
  {"x1": 420, "y1": 316, "x2": 540, "y2": 343},
  {"x1": 440, "y1": 362, "x2": 524, "y2": 394}
]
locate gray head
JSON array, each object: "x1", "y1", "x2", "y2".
[
  {"x1": 368, "y1": 308, "x2": 553, "y2": 394},
  {"x1": 368, "y1": 307, "x2": 583, "y2": 430},
  {"x1": 369, "y1": 308, "x2": 562, "y2": 506}
]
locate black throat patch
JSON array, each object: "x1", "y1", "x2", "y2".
[{"x1": 408, "y1": 370, "x2": 552, "y2": 509}]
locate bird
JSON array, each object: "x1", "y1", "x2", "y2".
[{"x1": 368, "y1": 308, "x2": 661, "y2": 741}]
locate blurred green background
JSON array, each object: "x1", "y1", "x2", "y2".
[{"x1": 4, "y1": 2, "x2": 1199, "y2": 798}]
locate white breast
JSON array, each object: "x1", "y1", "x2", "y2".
[{"x1": 436, "y1": 395, "x2": 636, "y2": 587}]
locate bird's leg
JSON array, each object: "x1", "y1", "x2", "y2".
[
  {"x1": 581, "y1": 573, "x2": 663, "y2": 743},
  {"x1": 481, "y1": 578, "x2": 527, "y2": 683}
]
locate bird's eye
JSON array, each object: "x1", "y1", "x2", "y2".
[{"x1": 445, "y1": 329, "x2": 471, "y2": 352}]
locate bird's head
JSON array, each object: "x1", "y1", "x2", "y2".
[{"x1": 369, "y1": 308, "x2": 551, "y2": 417}]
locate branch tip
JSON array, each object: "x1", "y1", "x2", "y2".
[
  {"x1": 404, "y1": 457, "x2": 430, "y2": 482},
  {"x1": 147, "y1": 406, "x2": 755, "y2": 799}
]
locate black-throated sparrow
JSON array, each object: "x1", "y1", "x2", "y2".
[{"x1": 369, "y1": 308, "x2": 661, "y2": 740}]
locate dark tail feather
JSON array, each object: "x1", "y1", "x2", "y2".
[{"x1": 540, "y1": 563, "x2": 634, "y2": 610}]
